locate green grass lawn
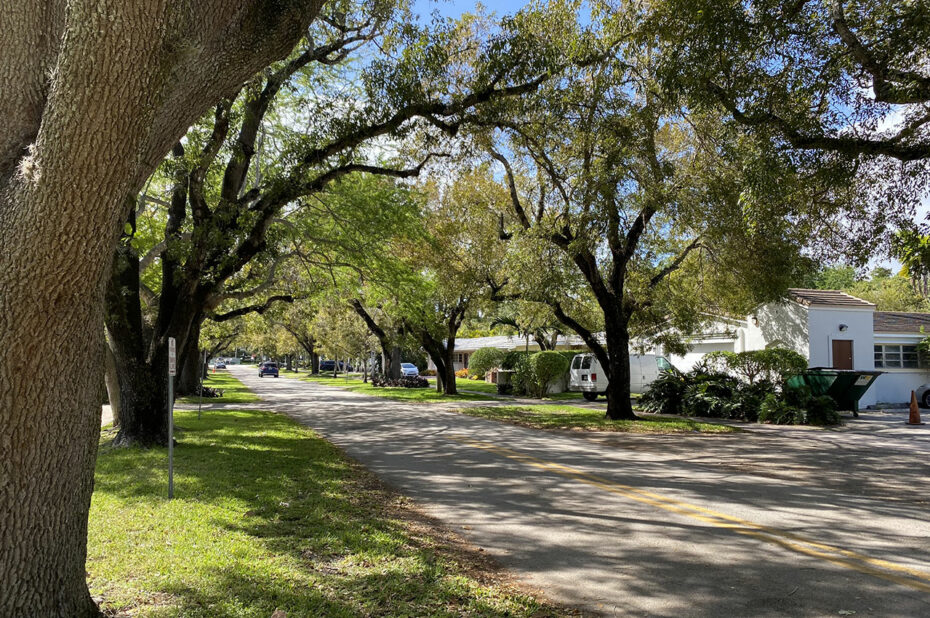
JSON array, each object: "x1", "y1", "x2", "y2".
[
  {"x1": 89, "y1": 409, "x2": 562, "y2": 617},
  {"x1": 176, "y1": 370, "x2": 261, "y2": 405},
  {"x1": 298, "y1": 373, "x2": 494, "y2": 402},
  {"x1": 453, "y1": 377, "x2": 500, "y2": 394},
  {"x1": 455, "y1": 405, "x2": 739, "y2": 433}
]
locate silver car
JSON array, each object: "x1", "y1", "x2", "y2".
[
  {"x1": 400, "y1": 363, "x2": 419, "y2": 377},
  {"x1": 915, "y1": 383, "x2": 930, "y2": 408}
]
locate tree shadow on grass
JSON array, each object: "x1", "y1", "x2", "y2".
[{"x1": 90, "y1": 409, "x2": 559, "y2": 617}]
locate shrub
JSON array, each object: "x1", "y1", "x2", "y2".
[
  {"x1": 496, "y1": 383, "x2": 514, "y2": 395},
  {"x1": 702, "y1": 348, "x2": 808, "y2": 384},
  {"x1": 529, "y1": 351, "x2": 571, "y2": 396},
  {"x1": 468, "y1": 347, "x2": 506, "y2": 379},
  {"x1": 783, "y1": 384, "x2": 842, "y2": 426},
  {"x1": 731, "y1": 380, "x2": 774, "y2": 423},
  {"x1": 421, "y1": 369, "x2": 437, "y2": 376},
  {"x1": 758, "y1": 393, "x2": 804, "y2": 424},
  {"x1": 454, "y1": 368, "x2": 469, "y2": 378},
  {"x1": 501, "y1": 350, "x2": 528, "y2": 370},
  {"x1": 680, "y1": 372, "x2": 742, "y2": 418},
  {"x1": 639, "y1": 371, "x2": 686, "y2": 415},
  {"x1": 511, "y1": 354, "x2": 533, "y2": 396},
  {"x1": 371, "y1": 375, "x2": 429, "y2": 389},
  {"x1": 806, "y1": 395, "x2": 841, "y2": 426}
]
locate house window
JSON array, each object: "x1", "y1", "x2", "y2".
[{"x1": 874, "y1": 344, "x2": 922, "y2": 369}]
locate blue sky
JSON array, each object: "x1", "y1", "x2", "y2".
[{"x1": 411, "y1": 0, "x2": 529, "y2": 21}]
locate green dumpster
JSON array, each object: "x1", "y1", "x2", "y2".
[{"x1": 786, "y1": 369, "x2": 883, "y2": 415}]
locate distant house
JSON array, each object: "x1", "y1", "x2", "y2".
[
  {"x1": 426, "y1": 334, "x2": 592, "y2": 372},
  {"x1": 662, "y1": 289, "x2": 930, "y2": 407}
]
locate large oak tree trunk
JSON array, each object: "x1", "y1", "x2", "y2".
[
  {"x1": 0, "y1": 2, "x2": 321, "y2": 613},
  {"x1": 177, "y1": 319, "x2": 203, "y2": 395},
  {"x1": 603, "y1": 324, "x2": 636, "y2": 420}
]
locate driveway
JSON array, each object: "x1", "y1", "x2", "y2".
[{"x1": 230, "y1": 366, "x2": 930, "y2": 616}]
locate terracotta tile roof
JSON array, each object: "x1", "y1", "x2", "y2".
[
  {"x1": 788, "y1": 289, "x2": 875, "y2": 308},
  {"x1": 873, "y1": 311, "x2": 930, "y2": 333}
]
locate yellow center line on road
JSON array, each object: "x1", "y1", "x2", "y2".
[{"x1": 448, "y1": 434, "x2": 930, "y2": 593}]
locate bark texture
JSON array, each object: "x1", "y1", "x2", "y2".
[{"x1": 0, "y1": 1, "x2": 322, "y2": 614}]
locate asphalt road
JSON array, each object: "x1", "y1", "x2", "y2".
[{"x1": 230, "y1": 366, "x2": 930, "y2": 617}]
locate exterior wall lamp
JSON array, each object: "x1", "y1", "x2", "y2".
[{"x1": 839, "y1": 324, "x2": 848, "y2": 332}]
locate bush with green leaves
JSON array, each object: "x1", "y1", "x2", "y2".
[
  {"x1": 501, "y1": 350, "x2": 527, "y2": 371},
  {"x1": 640, "y1": 359, "x2": 841, "y2": 425},
  {"x1": 704, "y1": 348, "x2": 808, "y2": 384},
  {"x1": 758, "y1": 393, "x2": 804, "y2": 424},
  {"x1": 528, "y1": 351, "x2": 571, "y2": 397},
  {"x1": 510, "y1": 354, "x2": 533, "y2": 396},
  {"x1": 639, "y1": 371, "x2": 687, "y2": 415},
  {"x1": 468, "y1": 347, "x2": 506, "y2": 379},
  {"x1": 680, "y1": 372, "x2": 742, "y2": 419},
  {"x1": 805, "y1": 395, "x2": 840, "y2": 426}
]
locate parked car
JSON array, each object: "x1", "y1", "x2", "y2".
[
  {"x1": 259, "y1": 361, "x2": 279, "y2": 378},
  {"x1": 916, "y1": 383, "x2": 930, "y2": 408},
  {"x1": 319, "y1": 360, "x2": 353, "y2": 371},
  {"x1": 568, "y1": 353, "x2": 672, "y2": 401},
  {"x1": 400, "y1": 362, "x2": 420, "y2": 377},
  {"x1": 215, "y1": 359, "x2": 227, "y2": 369}
]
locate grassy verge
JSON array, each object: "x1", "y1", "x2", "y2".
[
  {"x1": 177, "y1": 370, "x2": 261, "y2": 404},
  {"x1": 298, "y1": 374, "x2": 494, "y2": 402},
  {"x1": 89, "y1": 409, "x2": 565, "y2": 617},
  {"x1": 455, "y1": 405, "x2": 739, "y2": 433},
  {"x1": 453, "y1": 377, "x2": 500, "y2": 394}
]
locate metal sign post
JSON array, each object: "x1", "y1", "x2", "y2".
[{"x1": 167, "y1": 337, "x2": 176, "y2": 499}]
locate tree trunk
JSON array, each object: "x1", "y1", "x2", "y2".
[
  {"x1": 106, "y1": 276, "x2": 200, "y2": 446},
  {"x1": 388, "y1": 346, "x2": 402, "y2": 379},
  {"x1": 112, "y1": 352, "x2": 170, "y2": 446},
  {"x1": 311, "y1": 352, "x2": 320, "y2": 374},
  {"x1": 176, "y1": 319, "x2": 202, "y2": 395},
  {"x1": 442, "y1": 344, "x2": 458, "y2": 395},
  {"x1": 435, "y1": 358, "x2": 447, "y2": 393},
  {"x1": 285, "y1": 354, "x2": 293, "y2": 372},
  {"x1": 0, "y1": 2, "x2": 322, "y2": 612},
  {"x1": 604, "y1": 325, "x2": 636, "y2": 420},
  {"x1": 103, "y1": 331, "x2": 121, "y2": 427}
]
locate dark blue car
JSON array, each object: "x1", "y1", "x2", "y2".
[{"x1": 258, "y1": 362, "x2": 279, "y2": 378}]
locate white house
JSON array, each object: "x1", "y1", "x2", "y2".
[
  {"x1": 427, "y1": 333, "x2": 593, "y2": 372},
  {"x1": 662, "y1": 289, "x2": 930, "y2": 407},
  {"x1": 432, "y1": 289, "x2": 930, "y2": 407}
]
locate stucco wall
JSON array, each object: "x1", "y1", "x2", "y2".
[
  {"x1": 866, "y1": 370, "x2": 930, "y2": 406},
  {"x1": 743, "y1": 300, "x2": 809, "y2": 357},
  {"x1": 806, "y1": 307, "x2": 875, "y2": 370},
  {"x1": 668, "y1": 341, "x2": 737, "y2": 372}
]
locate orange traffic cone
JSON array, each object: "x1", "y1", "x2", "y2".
[{"x1": 907, "y1": 391, "x2": 925, "y2": 425}]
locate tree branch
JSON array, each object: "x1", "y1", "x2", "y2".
[
  {"x1": 649, "y1": 237, "x2": 703, "y2": 288},
  {"x1": 830, "y1": 0, "x2": 930, "y2": 105},
  {"x1": 709, "y1": 82, "x2": 930, "y2": 162},
  {"x1": 207, "y1": 295, "x2": 294, "y2": 322},
  {"x1": 551, "y1": 302, "x2": 609, "y2": 369}
]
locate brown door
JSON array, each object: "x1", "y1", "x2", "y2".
[{"x1": 832, "y1": 339, "x2": 853, "y2": 370}]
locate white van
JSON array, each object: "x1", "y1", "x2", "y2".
[{"x1": 569, "y1": 353, "x2": 672, "y2": 401}]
